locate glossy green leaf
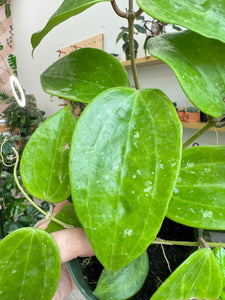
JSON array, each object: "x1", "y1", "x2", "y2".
[
  {"x1": 46, "y1": 203, "x2": 81, "y2": 233},
  {"x1": 151, "y1": 248, "x2": 222, "y2": 300},
  {"x1": 214, "y1": 247, "x2": 225, "y2": 300},
  {"x1": 0, "y1": 227, "x2": 61, "y2": 300},
  {"x1": 167, "y1": 146, "x2": 225, "y2": 230},
  {"x1": 20, "y1": 106, "x2": 76, "y2": 203},
  {"x1": 147, "y1": 31, "x2": 225, "y2": 118},
  {"x1": 31, "y1": 0, "x2": 110, "y2": 52},
  {"x1": 134, "y1": 24, "x2": 146, "y2": 34},
  {"x1": 41, "y1": 48, "x2": 130, "y2": 103},
  {"x1": 93, "y1": 252, "x2": 149, "y2": 300},
  {"x1": 70, "y1": 87, "x2": 182, "y2": 271},
  {"x1": 137, "y1": 0, "x2": 225, "y2": 44}
]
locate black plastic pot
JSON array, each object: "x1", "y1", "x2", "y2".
[{"x1": 67, "y1": 259, "x2": 99, "y2": 300}]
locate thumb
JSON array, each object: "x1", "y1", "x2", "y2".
[{"x1": 51, "y1": 227, "x2": 94, "y2": 264}]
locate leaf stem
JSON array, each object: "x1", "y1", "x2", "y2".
[
  {"x1": 182, "y1": 117, "x2": 216, "y2": 149},
  {"x1": 128, "y1": 0, "x2": 140, "y2": 89},
  {"x1": 12, "y1": 147, "x2": 73, "y2": 229},
  {"x1": 153, "y1": 238, "x2": 225, "y2": 248}
]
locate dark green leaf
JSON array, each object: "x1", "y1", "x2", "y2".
[
  {"x1": 137, "y1": 0, "x2": 225, "y2": 43},
  {"x1": 46, "y1": 203, "x2": 81, "y2": 233},
  {"x1": 134, "y1": 24, "x2": 146, "y2": 34},
  {"x1": 116, "y1": 31, "x2": 125, "y2": 43},
  {"x1": 41, "y1": 48, "x2": 130, "y2": 103},
  {"x1": 167, "y1": 146, "x2": 225, "y2": 230},
  {"x1": 0, "y1": 228, "x2": 61, "y2": 300},
  {"x1": 136, "y1": 15, "x2": 145, "y2": 21},
  {"x1": 172, "y1": 25, "x2": 182, "y2": 31},
  {"x1": 31, "y1": 0, "x2": 110, "y2": 52},
  {"x1": 93, "y1": 252, "x2": 149, "y2": 300},
  {"x1": 20, "y1": 106, "x2": 76, "y2": 203},
  {"x1": 120, "y1": 26, "x2": 129, "y2": 32},
  {"x1": 4, "y1": 221, "x2": 23, "y2": 234},
  {"x1": 147, "y1": 31, "x2": 225, "y2": 118},
  {"x1": 70, "y1": 87, "x2": 182, "y2": 271},
  {"x1": 122, "y1": 33, "x2": 129, "y2": 43},
  {"x1": 17, "y1": 215, "x2": 33, "y2": 226},
  {"x1": 151, "y1": 248, "x2": 222, "y2": 300}
]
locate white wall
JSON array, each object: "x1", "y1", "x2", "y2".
[{"x1": 11, "y1": 0, "x2": 190, "y2": 115}]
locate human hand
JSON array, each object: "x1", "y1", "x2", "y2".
[
  {"x1": 51, "y1": 227, "x2": 94, "y2": 300},
  {"x1": 39, "y1": 201, "x2": 94, "y2": 300}
]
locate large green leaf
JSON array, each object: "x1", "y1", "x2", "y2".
[
  {"x1": 137, "y1": 0, "x2": 225, "y2": 44},
  {"x1": 0, "y1": 228, "x2": 61, "y2": 300},
  {"x1": 20, "y1": 106, "x2": 76, "y2": 203},
  {"x1": 41, "y1": 48, "x2": 130, "y2": 103},
  {"x1": 151, "y1": 248, "x2": 222, "y2": 300},
  {"x1": 70, "y1": 87, "x2": 182, "y2": 271},
  {"x1": 93, "y1": 251, "x2": 149, "y2": 300},
  {"x1": 46, "y1": 203, "x2": 81, "y2": 233},
  {"x1": 147, "y1": 30, "x2": 225, "y2": 118},
  {"x1": 167, "y1": 146, "x2": 225, "y2": 229},
  {"x1": 214, "y1": 247, "x2": 225, "y2": 300},
  {"x1": 31, "y1": 0, "x2": 110, "y2": 52}
]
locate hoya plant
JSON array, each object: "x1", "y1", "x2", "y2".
[{"x1": 1, "y1": 0, "x2": 225, "y2": 299}]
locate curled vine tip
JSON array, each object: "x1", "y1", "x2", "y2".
[{"x1": 0, "y1": 137, "x2": 16, "y2": 167}]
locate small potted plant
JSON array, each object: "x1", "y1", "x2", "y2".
[
  {"x1": 184, "y1": 106, "x2": 200, "y2": 122},
  {"x1": 177, "y1": 106, "x2": 185, "y2": 121},
  {"x1": 1, "y1": 1, "x2": 225, "y2": 300}
]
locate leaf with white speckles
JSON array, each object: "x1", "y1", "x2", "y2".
[{"x1": 0, "y1": 228, "x2": 61, "y2": 300}]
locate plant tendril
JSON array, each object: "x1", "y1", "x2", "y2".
[{"x1": 12, "y1": 147, "x2": 74, "y2": 229}]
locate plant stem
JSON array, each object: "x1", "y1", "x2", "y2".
[
  {"x1": 182, "y1": 117, "x2": 216, "y2": 149},
  {"x1": 12, "y1": 147, "x2": 73, "y2": 229},
  {"x1": 153, "y1": 238, "x2": 225, "y2": 248},
  {"x1": 128, "y1": 0, "x2": 140, "y2": 90},
  {"x1": 111, "y1": 0, "x2": 127, "y2": 18}
]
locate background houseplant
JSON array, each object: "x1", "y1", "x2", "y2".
[
  {"x1": 184, "y1": 106, "x2": 200, "y2": 123},
  {"x1": 0, "y1": 92, "x2": 47, "y2": 237},
  {"x1": 1, "y1": 0, "x2": 225, "y2": 300}
]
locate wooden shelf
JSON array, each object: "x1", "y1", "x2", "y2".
[
  {"x1": 121, "y1": 56, "x2": 163, "y2": 69},
  {"x1": 182, "y1": 122, "x2": 225, "y2": 132},
  {"x1": 0, "y1": 125, "x2": 9, "y2": 132}
]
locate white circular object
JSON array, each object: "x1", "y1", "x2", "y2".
[{"x1": 10, "y1": 75, "x2": 26, "y2": 108}]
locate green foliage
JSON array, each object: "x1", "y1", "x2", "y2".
[
  {"x1": 147, "y1": 30, "x2": 225, "y2": 118},
  {"x1": 41, "y1": 48, "x2": 130, "y2": 103},
  {"x1": 69, "y1": 87, "x2": 182, "y2": 271},
  {"x1": 93, "y1": 251, "x2": 149, "y2": 300},
  {"x1": 31, "y1": 0, "x2": 111, "y2": 53},
  {"x1": 0, "y1": 134, "x2": 50, "y2": 236},
  {"x1": 0, "y1": 93, "x2": 46, "y2": 136},
  {"x1": 137, "y1": 0, "x2": 225, "y2": 44},
  {"x1": 20, "y1": 106, "x2": 76, "y2": 203},
  {"x1": 214, "y1": 247, "x2": 225, "y2": 300},
  {"x1": 186, "y1": 106, "x2": 199, "y2": 113},
  {"x1": 0, "y1": 228, "x2": 61, "y2": 300},
  {"x1": 0, "y1": 92, "x2": 47, "y2": 236},
  {"x1": 167, "y1": 146, "x2": 225, "y2": 230},
  {"x1": 46, "y1": 203, "x2": 81, "y2": 233},
  {"x1": 151, "y1": 248, "x2": 223, "y2": 300},
  {"x1": 1, "y1": 0, "x2": 225, "y2": 299}
]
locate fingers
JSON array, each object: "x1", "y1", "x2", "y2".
[
  {"x1": 51, "y1": 227, "x2": 94, "y2": 264},
  {"x1": 52, "y1": 263, "x2": 76, "y2": 300}
]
